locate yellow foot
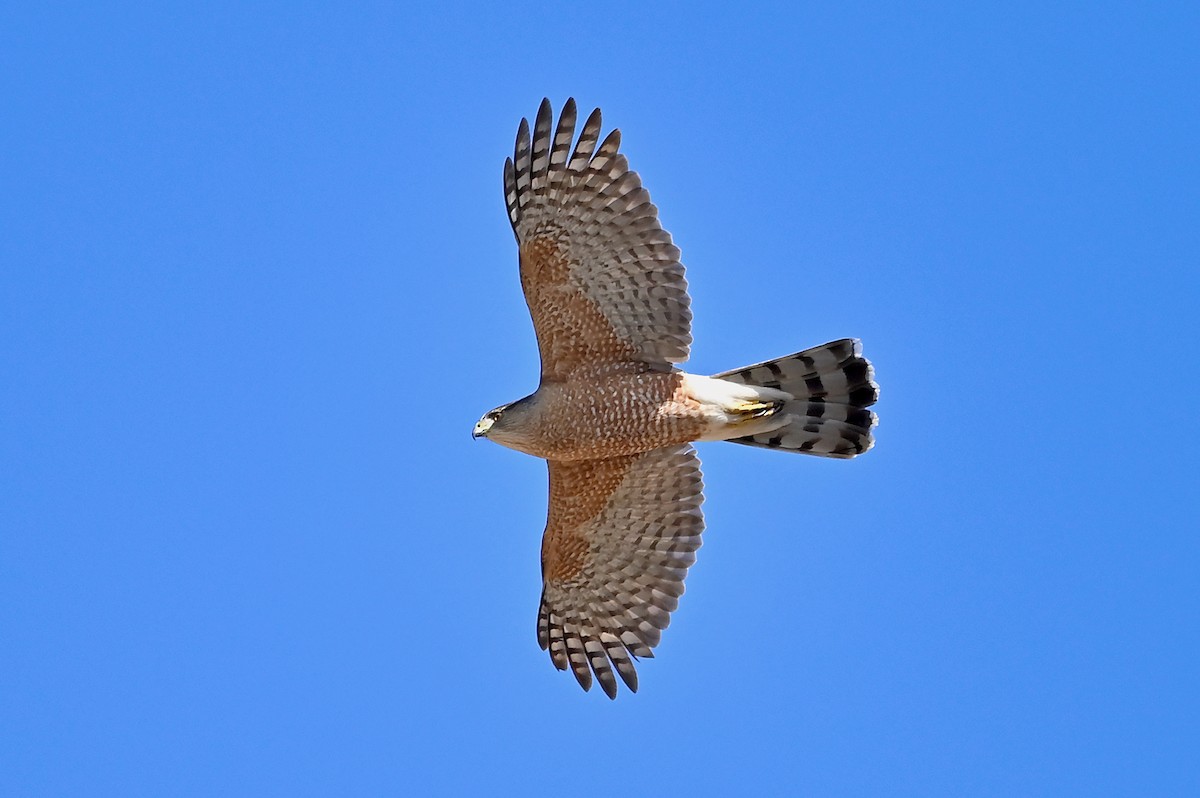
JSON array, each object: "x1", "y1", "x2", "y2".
[{"x1": 731, "y1": 399, "x2": 786, "y2": 420}]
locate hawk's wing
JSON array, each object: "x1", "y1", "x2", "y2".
[
  {"x1": 537, "y1": 444, "x2": 704, "y2": 698},
  {"x1": 505, "y1": 98, "x2": 692, "y2": 382}
]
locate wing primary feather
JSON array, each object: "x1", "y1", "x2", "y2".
[
  {"x1": 547, "y1": 97, "x2": 577, "y2": 202},
  {"x1": 562, "y1": 615, "x2": 593, "y2": 691},
  {"x1": 537, "y1": 598, "x2": 550, "y2": 650},
  {"x1": 568, "y1": 107, "x2": 603, "y2": 171},
  {"x1": 545, "y1": 608, "x2": 569, "y2": 671},
  {"x1": 503, "y1": 156, "x2": 519, "y2": 232},
  {"x1": 583, "y1": 632, "x2": 618, "y2": 699},
  {"x1": 530, "y1": 98, "x2": 553, "y2": 192},
  {"x1": 592, "y1": 128, "x2": 622, "y2": 166},
  {"x1": 601, "y1": 631, "x2": 639, "y2": 693},
  {"x1": 513, "y1": 117, "x2": 532, "y2": 211}
]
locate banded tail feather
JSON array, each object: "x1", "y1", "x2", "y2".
[{"x1": 714, "y1": 339, "x2": 879, "y2": 458}]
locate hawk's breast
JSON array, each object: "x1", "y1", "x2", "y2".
[{"x1": 527, "y1": 372, "x2": 708, "y2": 461}]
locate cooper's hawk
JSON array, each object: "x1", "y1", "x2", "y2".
[{"x1": 473, "y1": 99, "x2": 879, "y2": 698}]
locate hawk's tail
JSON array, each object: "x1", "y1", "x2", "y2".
[{"x1": 712, "y1": 339, "x2": 879, "y2": 459}]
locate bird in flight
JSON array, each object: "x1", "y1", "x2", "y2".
[{"x1": 474, "y1": 98, "x2": 879, "y2": 698}]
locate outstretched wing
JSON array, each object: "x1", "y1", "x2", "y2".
[
  {"x1": 505, "y1": 98, "x2": 692, "y2": 382},
  {"x1": 537, "y1": 444, "x2": 704, "y2": 698}
]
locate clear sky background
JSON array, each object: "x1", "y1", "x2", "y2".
[{"x1": 3, "y1": 3, "x2": 1198, "y2": 796}]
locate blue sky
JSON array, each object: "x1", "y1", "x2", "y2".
[{"x1": 2, "y1": 2, "x2": 1198, "y2": 795}]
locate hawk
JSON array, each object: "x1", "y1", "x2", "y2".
[{"x1": 473, "y1": 99, "x2": 879, "y2": 698}]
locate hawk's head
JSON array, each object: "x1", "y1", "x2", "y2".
[
  {"x1": 472, "y1": 404, "x2": 509, "y2": 439},
  {"x1": 473, "y1": 397, "x2": 538, "y2": 453}
]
